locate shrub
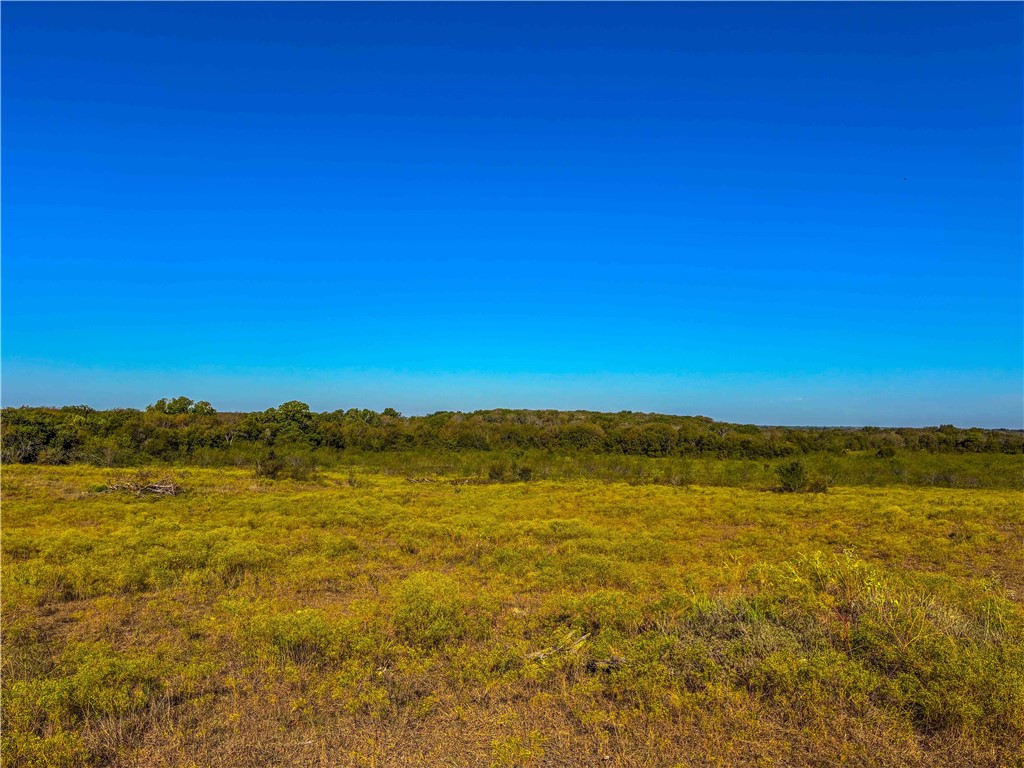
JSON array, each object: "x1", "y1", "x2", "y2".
[
  {"x1": 253, "y1": 452, "x2": 319, "y2": 481},
  {"x1": 393, "y1": 572, "x2": 468, "y2": 650},
  {"x1": 259, "y1": 609, "x2": 342, "y2": 665},
  {"x1": 769, "y1": 552, "x2": 1024, "y2": 736},
  {"x1": 487, "y1": 461, "x2": 511, "y2": 482},
  {"x1": 253, "y1": 454, "x2": 285, "y2": 479},
  {"x1": 486, "y1": 460, "x2": 534, "y2": 483},
  {"x1": 806, "y1": 477, "x2": 830, "y2": 494},
  {"x1": 776, "y1": 461, "x2": 808, "y2": 492},
  {"x1": 209, "y1": 541, "x2": 272, "y2": 585}
]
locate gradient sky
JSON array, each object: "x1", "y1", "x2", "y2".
[{"x1": 2, "y1": 2, "x2": 1022, "y2": 426}]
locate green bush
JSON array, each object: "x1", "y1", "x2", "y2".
[
  {"x1": 806, "y1": 476, "x2": 830, "y2": 493},
  {"x1": 485, "y1": 459, "x2": 535, "y2": 483},
  {"x1": 393, "y1": 572, "x2": 469, "y2": 650},
  {"x1": 256, "y1": 609, "x2": 343, "y2": 665},
  {"x1": 254, "y1": 452, "x2": 320, "y2": 481},
  {"x1": 776, "y1": 461, "x2": 808, "y2": 492},
  {"x1": 767, "y1": 552, "x2": 1024, "y2": 736}
]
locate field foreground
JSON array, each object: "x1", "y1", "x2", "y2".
[{"x1": 2, "y1": 465, "x2": 1023, "y2": 767}]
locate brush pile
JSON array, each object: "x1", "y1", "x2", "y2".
[{"x1": 105, "y1": 470, "x2": 184, "y2": 496}]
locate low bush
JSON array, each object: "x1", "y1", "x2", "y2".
[
  {"x1": 776, "y1": 460, "x2": 809, "y2": 492},
  {"x1": 393, "y1": 572, "x2": 471, "y2": 650},
  {"x1": 253, "y1": 452, "x2": 320, "y2": 481}
]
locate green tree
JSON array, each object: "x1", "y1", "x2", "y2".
[{"x1": 165, "y1": 397, "x2": 195, "y2": 415}]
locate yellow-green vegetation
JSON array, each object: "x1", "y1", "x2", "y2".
[{"x1": 2, "y1": 464, "x2": 1023, "y2": 767}]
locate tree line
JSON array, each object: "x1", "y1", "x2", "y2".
[{"x1": 2, "y1": 398, "x2": 1020, "y2": 467}]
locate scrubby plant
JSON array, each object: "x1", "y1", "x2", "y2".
[
  {"x1": 757, "y1": 552, "x2": 1024, "y2": 736},
  {"x1": 393, "y1": 571, "x2": 470, "y2": 650},
  {"x1": 253, "y1": 451, "x2": 320, "y2": 481},
  {"x1": 486, "y1": 460, "x2": 535, "y2": 483},
  {"x1": 776, "y1": 460, "x2": 809, "y2": 492},
  {"x1": 251, "y1": 609, "x2": 344, "y2": 666}
]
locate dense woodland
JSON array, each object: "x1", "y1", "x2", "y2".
[{"x1": 2, "y1": 398, "x2": 1021, "y2": 467}]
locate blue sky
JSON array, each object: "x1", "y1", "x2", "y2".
[{"x1": 2, "y1": 3, "x2": 1021, "y2": 426}]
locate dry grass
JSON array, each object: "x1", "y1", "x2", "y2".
[{"x1": 2, "y1": 464, "x2": 1022, "y2": 767}]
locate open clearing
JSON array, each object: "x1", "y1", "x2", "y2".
[{"x1": 2, "y1": 465, "x2": 1022, "y2": 767}]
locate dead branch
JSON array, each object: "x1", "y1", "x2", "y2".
[{"x1": 105, "y1": 471, "x2": 184, "y2": 496}]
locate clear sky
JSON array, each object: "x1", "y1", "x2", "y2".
[{"x1": 2, "y1": 2, "x2": 1021, "y2": 427}]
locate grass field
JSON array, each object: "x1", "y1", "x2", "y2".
[{"x1": 2, "y1": 464, "x2": 1023, "y2": 767}]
